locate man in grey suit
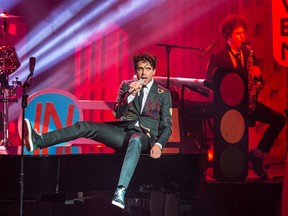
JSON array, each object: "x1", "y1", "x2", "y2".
[{"x1": 23, "y1": 52, "x2": 173, "y2": 209}]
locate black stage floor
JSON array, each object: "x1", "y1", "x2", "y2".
[{"x1": 0, "y1": 151, "x2": 284, "y2": 216}]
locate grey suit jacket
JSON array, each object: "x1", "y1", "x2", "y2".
[{"x1": 113, "y1": 80, "x2": 173, "y2": 148}]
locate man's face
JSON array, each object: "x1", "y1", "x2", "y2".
[
  {"x1": 135, "y1": 60, "x2": 155, "y2": 85},
  {"x1": 228, "y1": 26, "x2": 246, "y2": 50}
]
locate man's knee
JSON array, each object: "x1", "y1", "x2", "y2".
[
  {"x1": 75, "y1": 121, "x2": 88, "y2": 130},
  {"x1": 130, "y1": 134, "x2": 144, "y2": 145},
  {"x1": 128, "y1": 133, "x2": 148, "y2": 152},
  {"x1": 74, "y1": 121, "x2": 96, "y2": 136}
]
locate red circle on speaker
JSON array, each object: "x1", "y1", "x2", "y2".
[
  {"x1": 220, "y1": 146, "x2": 245, "y2": 179},
  {"x1": 220, "y1": 109, "x2": 245, "y2": 144},
  {"x1": 220, "y1": 73, "x2": 244, "y2": 106}
]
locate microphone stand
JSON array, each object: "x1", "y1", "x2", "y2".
[
  {"x1": 19, "y1": 69, "x2": 33, "y2": 216},
  {"x1": 156, "y1": 43, "x2": 203, "y2": 89}
]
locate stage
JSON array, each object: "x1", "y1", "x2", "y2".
[{"x1": 0, "y1": 146, "x2": 284, "y2": 216}]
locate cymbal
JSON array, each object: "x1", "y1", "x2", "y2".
[{"x1": 0, "y1": 10, "x2": 22, "y2": 19}]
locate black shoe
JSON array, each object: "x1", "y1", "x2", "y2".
[
  {"x1": 248, "y1": 150, "x2": 268, "y2": 179},
  {"x1": 111, "y1": 186, "x2": 126, "y2": 209},
  {"x1": 24, "y1": 119, "x2": 43, "y2": 152}
]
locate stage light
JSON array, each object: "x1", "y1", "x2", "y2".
[
  {"x1": 8, "y1": 0, "x2": 162, "y2": 119},
  {"x1": 208, "y1": 149, "x2": 213, "y2": 162},
  {"x1": 0, "y1": 0, "x2": 21, "y2": 12},
  {"x1": 11, "y1": 0, "x2": 162, "y2": 83},
  {"x1": 11, "y1": 0, "x2": 111, "y2": 81}
]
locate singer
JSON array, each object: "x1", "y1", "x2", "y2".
[
  {"x1": 206, "y1": 14, "x2": 286, "y2": 179},
  {"x1": 23, "y1": 52, "x2": 173, "y2": 209}
]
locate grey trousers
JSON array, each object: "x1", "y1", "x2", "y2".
[{"x1": 42, "y1": 121, "x2": 149, "y2": 188}]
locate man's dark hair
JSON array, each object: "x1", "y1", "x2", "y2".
[
  {"x1": 220, "y1": 14, "x2": 248, "y2": 41},
  {"x1": 133, "y1": 53, "x2": 157, "y2": 70}
]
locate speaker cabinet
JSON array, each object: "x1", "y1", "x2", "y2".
[{"x1": 213, "y1": 68, "x2": 249, "y2": 182}]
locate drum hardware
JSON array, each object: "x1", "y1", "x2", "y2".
[
  {"x1": 0, "y1": 10, "x2": 22, "y2": 19},
  {"x1": 1, "y1": 10, "x2": 33, "y2": 216},
  {"x1": 0, "y1": 10, "x2": 21, "y2": 148},
  {"x1": 0, "y1": 46, "x2": 21, "y2": 75}
]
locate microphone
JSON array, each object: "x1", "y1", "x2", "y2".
[
  {"x1": 29, "y1": 57, "x2": 36, "y2": 74},
  {"x1": 201, "y1": 40, "x2": 216, "y2": 57},
  {"x1": 127, "y1": 79, "x2": 144, "y2": 96},
  {"x1": 23, "y1": 57, "x2": 36, "y2": 88}
]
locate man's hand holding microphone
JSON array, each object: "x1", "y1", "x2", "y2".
[{"x1": 128, "y1": 79, "x2": 144, "y2": 96}]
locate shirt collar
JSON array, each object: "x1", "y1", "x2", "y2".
[{"x1": 145, "y1": 79, "x2": 154, "y2": 90}]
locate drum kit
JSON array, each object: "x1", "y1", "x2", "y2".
[{"x1": 0, "y1": 10, "x2": 21, "y2": 149}]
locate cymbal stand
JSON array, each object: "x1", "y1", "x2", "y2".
[
  {"x1": 2, "y1": 15, "x2": 7, "y2": 44},
  {"x1": 19, "y1": 57, "x2": 35, "y2": 216},
  {"x1": 0, "y1": 10, "x2": 23, "y2": 216},
  {"x1": 0, "y1": 80, "x2": 17, "y2": 148},
  {"x1": 0, "y1": 14, "x2": 18, "y2": 148}
]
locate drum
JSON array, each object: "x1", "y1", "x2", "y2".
[{"x1": 0, "y1": 46, "x2": 21, "y2": 75}]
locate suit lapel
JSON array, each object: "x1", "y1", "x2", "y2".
[{"x1": 222, "y1": 50, "x2": 235, "y2": 68}]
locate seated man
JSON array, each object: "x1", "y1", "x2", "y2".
[{"x1": 23, "y1": 52, "x2": 173, "y2": 209}]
